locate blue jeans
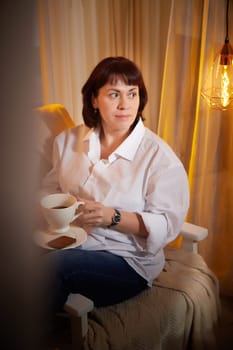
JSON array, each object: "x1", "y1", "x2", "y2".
[{"x1": 45, "y1": 248, "x2": 148, "y2": 312}]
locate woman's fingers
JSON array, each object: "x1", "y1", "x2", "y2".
[{"x1": 75, "y1": 200, "x2": 112, "y2": 227}]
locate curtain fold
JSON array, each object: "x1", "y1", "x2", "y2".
[{"x1": 37, "y1": 0, "x2": 233, "y2": 295}]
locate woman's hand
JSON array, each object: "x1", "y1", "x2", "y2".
[
  {"x1": 74, "y1": 198, "x2": 148, "y2": 238},
  {"x1": 74, "y1": 198, "x2": 114, "y2": 232}
]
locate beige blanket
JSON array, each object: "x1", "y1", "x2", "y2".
[{"x1": 83, "y1": 248, "x2": 221, "y2": 350}]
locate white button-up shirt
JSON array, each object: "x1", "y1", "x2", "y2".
[{"x1": 41, "y1": 118, "x2": 189, "y2": 285}]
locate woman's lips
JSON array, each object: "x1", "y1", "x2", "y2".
[{"x1": 115, "y1": 114, "x2": 130, "y2": 118}]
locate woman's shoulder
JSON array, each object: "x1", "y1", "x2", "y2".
[
  {"x1": 143, "y1": 127, "x2": 169, "y2": 149},
  {"x1": 143, "y1": 127, "x2": 181, "y2": 164}
]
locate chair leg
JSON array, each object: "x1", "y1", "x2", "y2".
[
  {"x1": 63, "y1": 293, "x2": 94, "y2": 349},
  {"x1": 70, "y1": 315, "x2": 88, "y2": 350}
]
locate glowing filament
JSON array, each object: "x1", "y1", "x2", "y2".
[{"x1": 221, "y1": 65, "x2": 230, "y2": 107}]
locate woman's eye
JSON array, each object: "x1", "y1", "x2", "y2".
[
  {"x1": 128, "y1": 92, "x2": 137, "y2": 98},
  {"x1": 109, "y1": 92, "x2": 119, "y2": 98}
]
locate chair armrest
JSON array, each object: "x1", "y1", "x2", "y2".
[
  {"x1": 64, "y1": 293, "x2": 94, "y2": 349},
  {"x1": 180, "y1": 222, "x2": 208, "y2": 253},
  {"x1": 64, "y1": 293, "x2": 94, "y2": 317}
]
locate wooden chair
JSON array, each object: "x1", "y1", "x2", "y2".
[{"x1": 36, "y1": 104, "x2": 221, "y2": 350}]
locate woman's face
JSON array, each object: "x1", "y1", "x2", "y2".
[{"x1": 92, "y1": 79, "x2": 140, "y2": 133}]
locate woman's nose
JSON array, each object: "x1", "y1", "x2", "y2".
[{"x1": 117, "y1": 95, "x2": 128, "y2": 109}]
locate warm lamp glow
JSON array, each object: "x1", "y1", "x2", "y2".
[{"x1": 201, "y1": 42, "x2": 233, "y2": 110}]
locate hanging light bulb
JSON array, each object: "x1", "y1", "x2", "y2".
[{"x1": 201, "y1": 0, "x2": 233, "y2": 110}]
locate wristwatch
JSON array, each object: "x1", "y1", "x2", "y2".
[{"x1": 108, "y1": 209, "x2": 121, "y2": 227}]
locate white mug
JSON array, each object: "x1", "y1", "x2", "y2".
[{"x1": 40, "y1": 193, "x2": 84, "y2": 234}]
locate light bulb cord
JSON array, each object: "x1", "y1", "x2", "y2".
[{"x1": 225, "y1": 0, "x2": 230, "y2": 43}]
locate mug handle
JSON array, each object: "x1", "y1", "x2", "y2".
[{"x1": 72, "y1": 201, "x2": 84, "y2": 221}]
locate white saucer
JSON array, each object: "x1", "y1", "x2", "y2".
[{"x1": 34, "y1": 225, "x2": 87, "y2": 250}]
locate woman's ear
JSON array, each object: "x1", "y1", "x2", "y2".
[{"x1": 91, "y1": 95, "x2": 98, "y2": 109}]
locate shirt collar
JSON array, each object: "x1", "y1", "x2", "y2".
[
  {"x1": 87, "y1": 118, "x2": 145, "y2": 164},
  {"x1": 111, "y1": 118, "x2": 145, "y2": 161}
]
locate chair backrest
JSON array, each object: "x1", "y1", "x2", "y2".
[{"x1": 35, "y1": 104, "x2": 75, "y2": 182}]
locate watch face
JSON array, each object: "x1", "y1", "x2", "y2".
[{"x1": 112, "y1": 209, "x2": 121, "y2": 225}]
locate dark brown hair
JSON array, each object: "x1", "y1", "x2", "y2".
[{"x1": 81, "y1": 56, "x2": 148, "y2": 128}]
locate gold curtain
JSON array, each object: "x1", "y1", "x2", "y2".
[{"x1": 38, "y1": 0, "x2": 233, "y2": 296}]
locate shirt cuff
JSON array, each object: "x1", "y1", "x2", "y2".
[{"x1": 140, "y1": 212, "x2": 168, "y2": 255}]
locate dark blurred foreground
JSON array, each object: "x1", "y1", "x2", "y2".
[{"x1": 0, "y1": 1, "x2": 46, "y2": 348}]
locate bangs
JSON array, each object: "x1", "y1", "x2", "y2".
[
  {"x1": 107, "y1": 72, "x2": 139, "y2": 86},
  {"x1": 92, "y1": 57, "x2": 144, "y2": 94}
]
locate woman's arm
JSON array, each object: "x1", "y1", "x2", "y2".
[{"x1": 75, "y1": 200, "x2": 149, "y2": 238}]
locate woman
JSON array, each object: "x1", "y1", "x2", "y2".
[{"x1": 42, "y1": 56, "x2": 189, "y2": 311}]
